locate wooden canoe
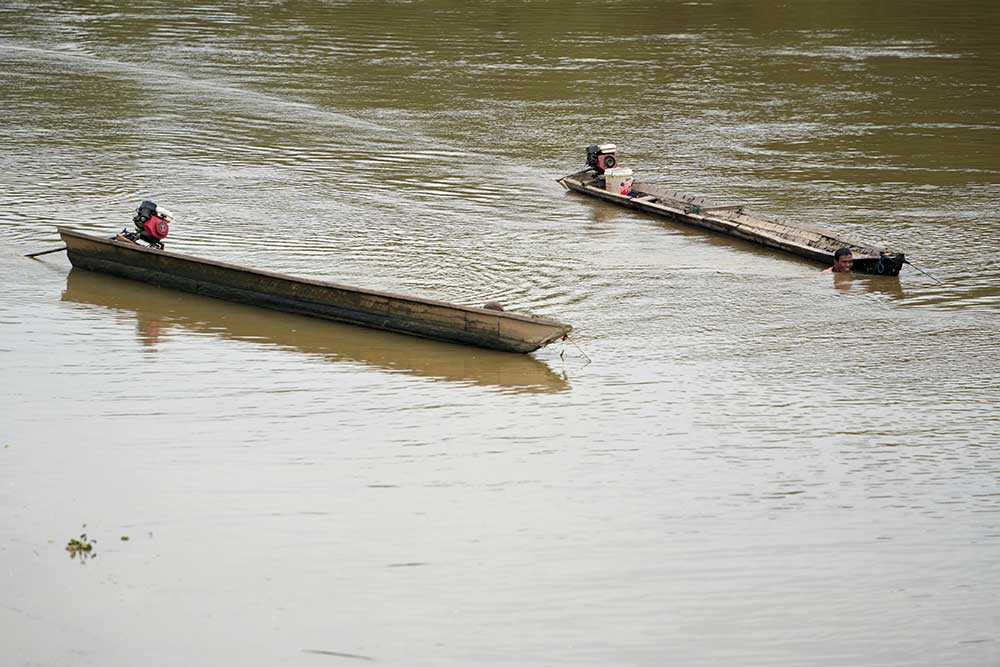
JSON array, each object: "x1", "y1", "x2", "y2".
[
  {"x1": 58, "y1": 227, "x2": 572, "y2": 353},
  {"x1": 558, "y1": 169, "x2": 906, "y2": 276}
]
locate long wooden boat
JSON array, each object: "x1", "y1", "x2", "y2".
[
  {"x1": 558, "y1": 168, "x2": 906, "y2": 276},
  {"x1": 58, "y1": 227, "x2": 572, "y2": 353}
]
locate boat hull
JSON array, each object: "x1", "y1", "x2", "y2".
[
  {"x1": 58, "y1": 228, "x2": 571, "y2": 353},
  {"x1": 558, "y1": 171, "x2": 905, "y2": 276}
]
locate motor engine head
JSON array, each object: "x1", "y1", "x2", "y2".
[
  {"x1": 132, "y1": 200, "x2": 172, "y2": 247},
  {"x1": 586, "y1": 143, "x2": 618, "y2": 173}
]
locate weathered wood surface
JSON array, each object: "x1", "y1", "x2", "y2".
[
  {"x1": 58, "y1": 228, "x2": 572, "y2": 353},
  {"x1": 558, "y1": 171, "x2": 904, "y2": 275}
]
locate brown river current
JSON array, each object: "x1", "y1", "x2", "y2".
[{"x1": 1, "y1": 2, "x2": 998, "y2": 665}]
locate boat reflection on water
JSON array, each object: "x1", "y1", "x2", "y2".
[
  {"x1": 831, "y1": 273, "x2": 907, "y2": 300},
  {"x1": 61, "y1": 269, "x2": 570, "y2": 394}
]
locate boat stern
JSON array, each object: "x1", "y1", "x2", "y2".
[{"x1": 853, "y1": 251, "x2": 906, "y2": 277}]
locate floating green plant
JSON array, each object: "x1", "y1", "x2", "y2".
[{"x1": 66, "y1": 532, "x2": 96, "y2": 562}]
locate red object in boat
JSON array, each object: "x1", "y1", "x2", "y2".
[{"x1": 143, "y1": 215, "x2": 169, "y2": 241}]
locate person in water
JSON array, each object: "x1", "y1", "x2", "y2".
[{"x1": 823, "y1": 247, "x2": 853, "y2": 273}]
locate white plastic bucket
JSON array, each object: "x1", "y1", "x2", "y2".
[{"x1": 604, "y1": 167, "x2": 633, "y2": 195}]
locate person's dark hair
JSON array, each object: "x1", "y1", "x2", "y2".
[{"x1": 834, "y1": 247, "x2": 853, "y2": 259}]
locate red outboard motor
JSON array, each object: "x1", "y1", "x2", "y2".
[
  {"x1": 586, "y1": 144, "x2": 618, "y2": 173},
  {"x1": 119, "y1": 200, "x2": 173, "y2": 249}
]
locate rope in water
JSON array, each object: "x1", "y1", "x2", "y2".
[
  {"x1": 903, "y1": 259, "x2": 943, "y2": 285},
  {"x1": 560, "y1": 335, "x2": 592, "y2": 364}
]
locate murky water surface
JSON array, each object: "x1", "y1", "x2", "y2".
[{"x1": 1, "y1": 2, "x2": 998, "y2": 665}]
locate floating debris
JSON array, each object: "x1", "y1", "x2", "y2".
[{"x1": 66, "y1": 532, "x2": 96, "y2": 562}]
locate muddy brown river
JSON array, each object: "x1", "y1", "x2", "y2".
[{"x1": 1, "y1": 2, "x2": 998, "y2": 665}]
